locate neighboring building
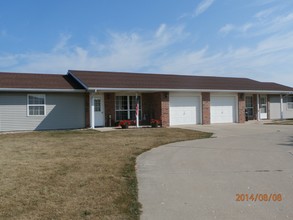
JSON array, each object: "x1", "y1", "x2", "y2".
[{"x1": 0, "y1": 70, "x2": 292, "y2": 131}]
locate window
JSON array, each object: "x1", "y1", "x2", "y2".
[
  {"x1": 27, "y1": 94, "x2": 46, "y2": 116},
  {"x1": 288, "y1": 95, "x2": 293, "y2": 109},
  {"x1": 94, "y1": 99, "x2": 101, "y2": 112},
  {"x1": 115, "y1": 96, "x2": 141, "y2": 121}
]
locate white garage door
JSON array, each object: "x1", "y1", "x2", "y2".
[
  {"x1": 170, "y1": 93, "x2": 200, "y2": 126},
  {"x1": 211, "y1": 96, "x2": 236, "y2": 123}
]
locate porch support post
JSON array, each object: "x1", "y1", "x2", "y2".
[
  {"x1": 90, "y1": 93, "x2": 95, "y2": 129},
  {"x1": 136, "y1": 93, "x2": 139, "y2": 128},
  {"x1": 257, "y1": 94, "x2": 260, "y2": 121},
  {"x1": 280, "y1": 94, "x2": 284, "y2": 120}
]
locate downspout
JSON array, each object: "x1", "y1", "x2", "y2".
[
  {"x1": 89, "y1": 93, "x2": 94, "y2": 129},
  {"x1": 280, "y1": 94, "x2": 284, "y2": 120},
  {"x1": 257, "y1": 94, "x2": 260, "y2": 121},
  {"x1": 89, "y1": 89, "x2": 97, "y2": 129},
  {"x1": 136, "y1": 93, "x2": 139, "y2": 128}
]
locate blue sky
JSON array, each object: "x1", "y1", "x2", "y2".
[{"x1": 0, "y1": 0, "x2": 293, "y2": 86}]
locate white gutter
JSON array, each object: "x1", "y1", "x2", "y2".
[
  {"x1": 86, "y1": 87, "x2": 293, "y2": 94},
  {"x1": 0, "y1": 88, "x2": 85, "y2": 93}
]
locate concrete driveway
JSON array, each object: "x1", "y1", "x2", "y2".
[{"x1": 137, "y1": 123, "x2": 293, "y2": 220}]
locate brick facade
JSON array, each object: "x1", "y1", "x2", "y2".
[
  {"x1": 142, "y1": 93, "x2": 161, "y2": 123},
  {"x1": 202, "y1": 92, "x2": 210, "y2": 125},
  {"x1": 103, "y1": 92, "x2": 166, "y2": 127},
  {"x1": 141, "y1": 93, "x2": 152, "y2": 123},
  {"x1": 153, "y1": 93, "x2": 163, "y2": 121},
  {"x1": 104, "y1": 93, "x2": 115, "y2": 127},
  {"x1": 160, "y1": 92, "x2": 170, "y2": 127},
  {"x1": 141, "y1": 92, "x2": 169, "y2": 127},
  {"x1": 238, "y1": 93, "x2": 245, "y2": 123},
  {"x1": 101, "y1": 91, "x2": 273, "y2": 127}
]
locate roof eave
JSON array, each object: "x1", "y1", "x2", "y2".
[
  {"x1": 67, "y1": 71, "x2": 89, "y2": 89},
  {"x1": 87, "y1": 87, "x2": 293, "y2": 94},
  {"x1": 0, "y1": 88, "x2": 86, "y2": 93}
]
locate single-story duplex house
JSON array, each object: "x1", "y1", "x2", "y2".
[{"x1": 0, "y1": 70, "x2": 292, "y2": 132}]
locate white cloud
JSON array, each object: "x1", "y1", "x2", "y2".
[
  {"x1": 194, "y1": 0, "x2": 215, "y2": 16},
  {"x1": 254, "y1": 8, "x2": 275, "y2": 19},
  {"x1": 52, "y1": 33, "x2": 72, "y2": 52},
  {"x1": 219, "y1": 23, "x2": 253, "y2": 36},
  {"x1": 0, "y1": 54, "x2": 19, "y2": 67},
  {"x1": 158, "y1": 31, "x2": 293, "y2": 86},
  {"x1": 0, "y1": 23, "x2": 293, "y2": 87},
  {"x1": 241, "y1": 23, "x2": 253, "y2": 32},
  {"x1": 155, "y1": 24, "x2": 167, "y2": 37},
  {"x1": 249, "y1": 0, "x2": 277, "y2": 7},
  {"x1": 274, "y1": 12, "x2": 293, "y2": 24},
  {"x1": 219, "y1": 24, "x2": 235, "y2": 35},
  {"x1": 0, "y1": 24, "x2": 187, "y2": 73},
  {"x1": 250, "y1": 12, "x2": 293, "y2": 36},
  {"x1": 219, "y1": 8, "x2": 293, "y2": 38}
]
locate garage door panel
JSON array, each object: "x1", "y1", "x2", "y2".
[
  {"x1": 211, "y1": 96, "x2": 236, "y2": 123},
  {"x1": 171, "y1": 97, "x2": 197, "y2": 107},
  {"x1": 170, "y1": 95, "x2": 200, "y2": 126}
]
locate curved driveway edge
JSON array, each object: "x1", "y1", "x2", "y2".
[{"x1": 137, "y1": 124, "x2": 293, "y2": 220}]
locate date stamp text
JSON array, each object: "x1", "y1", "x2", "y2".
[{"x1": 235, "y1": 193, "x2": 282, "y2": 202}]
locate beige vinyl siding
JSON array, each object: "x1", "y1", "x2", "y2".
[
  {"x1": 0, "y1": 92, "x2": 85, "y2": 132},
  {"x1": 269, "y1": 95, "x2": 293, "y2": 119},
  {"x1": 269, "y1": 95, "x2": 281, "y2": 119},
  {"x1": 283, "y1": 95, "x2": 293, "y2": 119}
]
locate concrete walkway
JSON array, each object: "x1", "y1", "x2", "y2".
[{"x1": 137, "y1": 123, "x2": 293, "y2": 220}]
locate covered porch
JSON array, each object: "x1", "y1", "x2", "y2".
[
  {"x1": 244, "y1": 93, "x2": 288, "y2": 121},
  {"x1": 86, "y1": 91, "x2": 170, "y2": 128}
]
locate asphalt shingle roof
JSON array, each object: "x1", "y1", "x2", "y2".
[
  {"x1": 0, "y1": 70, "x2": 292, "y2": 92},
  {"x1": 69, "y1": 70, "x2": 293, "y2": 92},
  {"x1": 0, "y1": 72, "x2": 84, "y2": 90}
]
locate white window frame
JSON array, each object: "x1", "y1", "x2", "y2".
[
  {"x1": 27, "y1": 94, "x2": 46, "y2": 116},
  {"x1": 115, "y1": 95, "x2": 142, "y2": 121},
  {"x1": 288, "y1": 95, "x2": 293, "y2": 110}
]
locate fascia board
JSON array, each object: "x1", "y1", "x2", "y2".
[
  {"x1": 87, "y1": 87, "x2": 293, "y2": 94},
  {"x1": 0, "y1": 88, "x2": 85, "y2": 93}
]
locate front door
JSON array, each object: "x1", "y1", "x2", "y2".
[
  {"x1": 245, "y1": 96, "x2": 254, "y2": 120},
  {"x1": 94, "y1": 96, "x2": 105, "y2": 127},
  {"x1": 260, "y1": 95, "x2": 267, "y2": 119}
]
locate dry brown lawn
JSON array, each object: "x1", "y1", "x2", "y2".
[{"x1": 0, "y1": 128, "x2": 211, "y2": 220}]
